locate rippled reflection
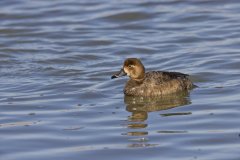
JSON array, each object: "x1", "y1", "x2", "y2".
[
  {"x1": 123, "y1": 91, "x2": 191, "y2": 147},
  {"x1": 125, "y1": 91, "x2": 191, "y2": 117}
]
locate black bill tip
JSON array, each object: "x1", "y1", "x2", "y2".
[{"x1": 111, "y1": 75, "x2": 118, "y2": 79}]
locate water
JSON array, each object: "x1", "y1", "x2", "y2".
[{"x1": 0, "y1": 0, "x2": 240, "y2": 160}]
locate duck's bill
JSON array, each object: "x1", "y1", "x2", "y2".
[{"x1": 111, "y1": 68, "x2": 127, "y2": 79}]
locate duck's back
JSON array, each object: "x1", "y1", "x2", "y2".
[{"x1": 124, "y1": 71, "x2": 193, "y2": 96}]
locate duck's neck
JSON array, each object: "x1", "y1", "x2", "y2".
[
  {"x1": 131, "y1": 75, "x2": 145, "y2": 83},
  {"x1": 129, "y1": 70, "x2": 145, "y2": 83}
]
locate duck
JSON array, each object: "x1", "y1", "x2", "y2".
[{"x1": 111, "y1": 58, "x2": 194, "y2": 96}]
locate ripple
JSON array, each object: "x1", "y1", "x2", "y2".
[{"x1": 103, "y1": 11, "x2": 153, "y2": 22}]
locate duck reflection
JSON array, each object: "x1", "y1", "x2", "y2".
[
  {"x1": 123, "y1": 91, "x2": 191, "y2": 147},
  {"x1": 125, "y1": 91, "x2": 191, "y2": 115}
]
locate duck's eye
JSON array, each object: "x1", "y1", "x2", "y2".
[{"x1": 128, "y1": 65, "x2": 133, "y2": 68}]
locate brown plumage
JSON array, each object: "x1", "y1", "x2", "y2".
[{"x1": 111, "y1": 58, "x2": 194, "y2": 97}]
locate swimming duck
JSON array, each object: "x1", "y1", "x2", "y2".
[{"x1": 111, "y1": 58, "x2": 194, "y2": 96}]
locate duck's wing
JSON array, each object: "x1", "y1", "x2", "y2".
[
  {"x1": 145, "y1": 71, "x2": 189, "y2": 85},
  {"x1": 162, "y1": 71, "x2": 189, "y2": 79}
]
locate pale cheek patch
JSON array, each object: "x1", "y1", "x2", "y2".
[{"x1": 123, "y1": 67, "x2": 130, "y2": 76}]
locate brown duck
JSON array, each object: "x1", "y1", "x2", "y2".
[{"x1": 111, "y1": 58, "x2": 194, "y2": 96}]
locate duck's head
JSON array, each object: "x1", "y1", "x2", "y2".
[{"x1": 111, "y1": 58, "x2": 145, "y2": 80}]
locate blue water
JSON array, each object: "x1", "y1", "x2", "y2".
[{"x1": 0, "y1": 1, "x2": 240, "y2": 160}]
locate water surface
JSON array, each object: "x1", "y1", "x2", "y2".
[{"x1": 0, "y1": 0, "x2": 240, "y2": 160}]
